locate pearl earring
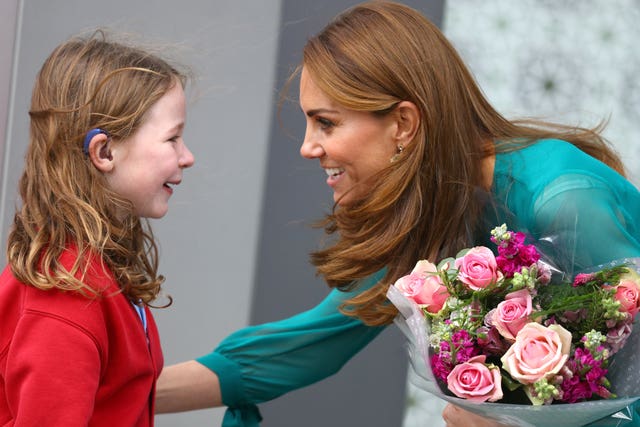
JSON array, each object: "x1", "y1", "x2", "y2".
[{"x1": 390, "y1": 144, "x2": 404, "y2": 163}]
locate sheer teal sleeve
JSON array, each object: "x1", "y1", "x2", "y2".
[
  {"x1": 494, "y1": 140, "x2": 640, "y2": 274},
  {"x1": 196, "y1": 270, "x2": 387, "y2": 426},
  {"x1": 530, "y1": 173, "x2": 640, "y2": 274}
]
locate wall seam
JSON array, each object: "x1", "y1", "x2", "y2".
[{"x1": 0, "y1": 0, "x2": 24, "y2": 249}]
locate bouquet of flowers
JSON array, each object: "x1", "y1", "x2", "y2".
[{"x1": 387, "y1": 224, "x2": 640, "y2": 426}]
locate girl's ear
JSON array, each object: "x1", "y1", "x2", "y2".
[
  {"x1": 392, "y1": 101, "x2": 420, "y2": 147},
  {"x1": 87, "y1": 133, "x2": 114, "y2": 172}
]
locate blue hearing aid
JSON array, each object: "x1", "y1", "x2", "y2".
[{"x1": 83, "y1": 128, "x2": 109, "y2": 155}]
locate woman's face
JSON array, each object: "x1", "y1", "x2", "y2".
[{"x1": 299, "y1": 67, "x2": 399, "y2": 206}]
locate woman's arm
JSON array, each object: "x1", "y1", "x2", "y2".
[
  {"x1": 156, "y1": 360, "x2": 222, "y2": 413},
  {"x1": 155, "y1": 270, "x2": 387, "y2": 422}
]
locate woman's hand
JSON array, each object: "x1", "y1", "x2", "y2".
[
  {"x1": 155, "y1": 360, "x2": 222, "y2": 413},
  {"x1": 442, "y1": 404, "x2": 511, "y2": 427}
]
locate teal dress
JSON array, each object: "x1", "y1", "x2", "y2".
[{"x1": 197, "y1": 139, "x2": 640, "y2": 426}]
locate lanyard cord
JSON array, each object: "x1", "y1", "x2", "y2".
[{"x1": 131, "y1": 300, "x2": 148, "y2": 333}]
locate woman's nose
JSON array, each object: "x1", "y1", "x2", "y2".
[{"x1": 300, "y1": 130, "x2": 324, "y2": 159}]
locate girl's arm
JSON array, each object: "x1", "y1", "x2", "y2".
[{"x1": 5, "y1": 315, "x2": 100, "y2": 425}]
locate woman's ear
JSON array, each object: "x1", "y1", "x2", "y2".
[
  {"x1": 393, "y1": 101, "x2": 420, "y2": 146},
  {"x1": 87, "y1": 132, "x2": 114, "y2": 172}
]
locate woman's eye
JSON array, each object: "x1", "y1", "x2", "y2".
[
  {"x1": 168, "y1": 136, "x2": 180, "y2": 143},
  {"x1": 317, "y1": 117, "x2": 334, "y2": 130}
]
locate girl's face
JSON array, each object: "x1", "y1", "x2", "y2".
[
  {"x1": 106, "y1": 82, "x2": 194, "y2": 218},
  {"x1": 299, "y1": 67, "x2": 398, "y2": 206}
]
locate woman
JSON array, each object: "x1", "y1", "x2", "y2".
[{"x1": 157, "y1": 2, "x2": 640, "y2": 426}]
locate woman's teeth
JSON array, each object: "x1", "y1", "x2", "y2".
[{"x1": 325, "y1": 167, "x2": 344, "y2": 177}]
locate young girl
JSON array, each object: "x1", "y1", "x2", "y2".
[{"x1": 0, "y1": 31, "x2": 194, "y2": 426}]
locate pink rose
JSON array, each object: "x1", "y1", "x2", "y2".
[
  {"x1": 613, "y1": 270, "x2": 640, "y2": 317},
  {"x1": 501, "y1": 323, "x2": 571, "y2": 385},
  {"x1": 393, "y1": 260, "x2": 450, "y2": 314},
  {"x1": 490, "y1": 289, "x2": 533, "y2": 341},
  {"x1": 455, "y1": 246, "x2": 503, "y2": 291},
  {"x1": 446, "y1": 355, "x2": 503, "y2": 402}
]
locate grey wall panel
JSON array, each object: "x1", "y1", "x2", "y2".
[
  {"x1": 251, "y1": 1, "x2": 444, "y2": 426},
  {"x1": 0, "y1": 0, "x2": 18, "y2": 186}
]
